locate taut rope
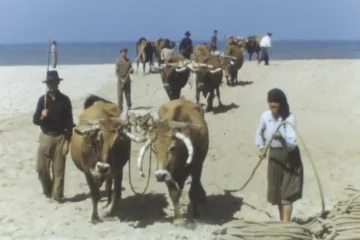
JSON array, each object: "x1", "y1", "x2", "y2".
[{"x1": 212, "y1": 121, "x2": 325, "y2": 216}]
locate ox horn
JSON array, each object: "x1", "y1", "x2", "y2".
[
  {"x1": 209, "y1": 68, "x2": 223, "y2": 74},
  {"x1": 122, "y1": 128, "x2": 147, "y2": 143},
  {"x1": 174, "y1": 67, "x2": 188, "y2": 72},
  {"x1": 173, "y1": 131, "x2": 194, "y2": 165},
  {"x1": 137, "y1": 137, "x2": 153, "y2": 177}
]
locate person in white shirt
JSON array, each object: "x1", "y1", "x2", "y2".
[
  {"x1": 255, "y1": 88, "x2": 304, "y2": 221},
  {"x1": 160, "y1": 39, "x2": 176, "y2": 63},
  {"x1": 258, "y1": 32, "x2": 272, "y2": 65},
  {"x1": 51, "y1": 41, "x2": 58, "y2": 69}
]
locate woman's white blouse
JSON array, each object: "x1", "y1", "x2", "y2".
[{"x1": 255, "y1": 110, "x2": 297, "y2": 151}]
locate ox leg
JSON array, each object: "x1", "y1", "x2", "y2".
[
  {"x1": 205, "y1": 91, "x2": 215, "y2": 112},
  {"x1": 85, "y1": 173, "x2": 102, "y2": 224},
  {"x1": 136, "y1": 59, "x2": 140, "y2": 73},
  {"x1": 249, "y1": 52, "x2": 252, "y2": 61},
  {"x1": 104, "y1": 173, "x2": 122, "y2": 218},
  {"x1": 215, "y1": 87, "x2": 223, "y2": 107},
  {"x1": 142, "y1": 62, "x2": 146, "y2": 75},
  {"x1": 256, "y1": 51, "x2": 260, "y2": 60},
  {"x1": 166, "y1": 181, "x2": 186, "y2": 225},
  {"x1": 189, "y1": 163, "x2": 206, "y2": 219},
  {"x1": 195, "y1": 88, "x2": 200, "y2": 104},
  {"x1": 103, "y1": 178, "x2": 113, "y2": 208}
]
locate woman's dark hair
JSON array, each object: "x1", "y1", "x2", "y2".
[{"x1": 267, "y1": 88, "x2": 290, "y2": 119}]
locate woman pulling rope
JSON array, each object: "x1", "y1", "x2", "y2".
[{"x1": 255, "y1": 88, "x2": 304, "y2": 221}]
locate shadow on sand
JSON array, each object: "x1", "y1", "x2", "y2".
[
  {"x1": 212, "y1": 103, "x2": 240, "y2": 115},
  {"x1": 115, "y1": 193, "x2": 170, "y2": 228},
  {"x1": 235, "y1": 80, "x2": 254, "y2": 86},
  {"x1": 65, "y1": 187, "x2": 126, "y2": 203},
  {"x1": 192, "y1": 192, "x2": 243, "y2": 225}
]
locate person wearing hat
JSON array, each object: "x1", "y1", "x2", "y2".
[
  {"x1": 32, "y1": 70, "x2": 74, "y2": 202},
  {"x1": 179, "y1": 31, "x2": 193, "y2": 59},
  {"x1": 255, "y1": 88, "x2": 304, "y2": 221},
  {"x1": 259, "y1": 32, "x2": 273, "y2": 65},
  {"x1": 115, "y1": 48, "x2": 134, "y2": 110},
  {"x1": 210, "y1": 30, "x2": 218, "y2": 52},
  {"x1": 51, "y1": 41, "x2": 58, "y2": 69}
]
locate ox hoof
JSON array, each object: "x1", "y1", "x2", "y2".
[
  {"x1": 103, "y1": 210, "x2": 115, "y2": 218},
  {"x1": 91, "y1": 216, "x2": 103, "y2": 224},
  {"x1": 173, "y1": 218, "x2": 187, "y2": 227}
]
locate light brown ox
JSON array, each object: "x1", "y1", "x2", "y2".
[
  {"x1": 70, "y1": 95, "x2": 145, "y2": 224},
  {"x1": 132, "y1": 97, "x2": 209, "y2": 225}
]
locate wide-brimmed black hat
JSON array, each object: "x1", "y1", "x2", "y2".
[
  {"x1": 43, "y1": 70, "x2": 63, "y2": 83},
  {"x1": 185, "y1": 31, "x2": 191, "y2": 36}
]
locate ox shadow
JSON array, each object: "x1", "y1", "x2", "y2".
[
  {"x1": 212, "y1": 102, "x2": 240, "y2": 115},
  {"x1": 65, "y1": 187, "x2": 126, "y2": 203},
  {"x1": 235, "y1": 80, "x2": 254, "y2": 87},
  {"x1": 188, "y1": 192, "x2": 243, "y2": 225},
  {"x1": 115, "y1": 193, "x2": 170, "y2": 228}
]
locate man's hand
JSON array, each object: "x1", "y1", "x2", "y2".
[
  {"x1": 40, "y1": 109, "x2": 48, "y2": 120},
  {"x1": 62, "y1": 141, "x2": 70, "y2": 155},
  {"x1": 258, "y1": 148, "x2": 267, "y2": 160}
]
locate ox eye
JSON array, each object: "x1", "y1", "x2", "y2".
[{"x1": 169, "y1": 145, "x2": 176, "y2": 152}]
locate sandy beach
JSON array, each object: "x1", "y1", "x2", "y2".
[{"x1": 1, "y1": 59, "x2": 360, "y2": 240}]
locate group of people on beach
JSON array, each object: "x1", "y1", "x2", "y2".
[{"x1": 33, "y1": 30, "x2": 301, "y2": 222}]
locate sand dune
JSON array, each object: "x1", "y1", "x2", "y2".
[{"x1": 1, "y1": 60, "x2": 360, "y2": 239}]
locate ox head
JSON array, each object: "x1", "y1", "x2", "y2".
[
  {"x1": 73, "y1": 109, "x2": 146, "y2": 178},
  {"x1": 220, "y1": 54, "x2": 238, "y2": 79},
  {"x1": 153, "y1": 61, "x2": 191, "y2": 88},
  {"x1": 187, "y1": 61, "x2": 223, "y2": 91},
  {"x1": 129, "y1": 111, "x2": 198, "y2": 187}
]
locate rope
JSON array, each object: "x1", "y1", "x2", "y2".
[
  {"x1": 212, "y1": 120, "x2": 325, "y2": 216},
  {"x1": 212, "y1": 188, "x2": 360, "y2": 240},
  {"x1": 127, "y1": 144, "x2": 153, "y2": 195}
]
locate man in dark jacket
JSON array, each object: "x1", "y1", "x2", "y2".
[
  {"x1": 179, "y1": 31, "x2": 193, "y2": 59},
  {"x1": 33, "y1": 70, "x2": 74, "y2": 202}
]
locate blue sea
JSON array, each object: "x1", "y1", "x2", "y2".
[{"x1": 1, "y1": 40, "x2": 360, "y2": 66}]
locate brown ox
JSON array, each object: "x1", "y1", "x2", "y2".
[
  {"x1": 154, "y1": 55, "x2": 191, "y2": 100},
  {"x1": 222, "y1": 44, "x2": 244, "y2": 86},
  {"x1": 70, "y1": 95, "x2": 145, "y2": 223},
  {"x1": 133, "y1": 97, "x2": 209, "y2": 225},
  {"x1": 187, "y1": 55, "x2": 223, "y2": 112},
  {"x1": 190, "y1": 44, "x2": 211, "y2": 62},
  {"x1": 136, "y1": 37, "x2": 154, "y2": 74},
  {"x1": 153, "y1": 38, "x2": 177, "y2": 66}
]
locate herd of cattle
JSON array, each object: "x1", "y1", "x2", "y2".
[
  {"x1": 135, "y1": 35, "x2": 262, "y2": 112},
  {"x1": 68, "y1": 35, "x2": 262, "y2": 225}
]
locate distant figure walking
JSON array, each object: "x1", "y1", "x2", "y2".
[
  {"x1": 160, "y1": 39, "x2": 176, "y2": 64},
  {"x1": 51, "y1": 41, "x2": 58, "y2": 69},
  {"x1": 179, "y1": 31, "x2": 193, "y2": 59},
  {"x1": 259, "y1": 32, "x2": 272, "y2": 65},
  {"x1": 116, "y1": 48, "x2": 134, "y2": 110},
  {"x1": 210, "y1": 30, "x2": 218, "y2": 52}
]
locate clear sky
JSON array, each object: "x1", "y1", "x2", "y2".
[{"x1": 1, "y1": 0, "x2": 359, "y2": 44}]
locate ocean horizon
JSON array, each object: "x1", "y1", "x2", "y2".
[{"x1": 1, "y1": 40, "x2": 360, "y2": 66}]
